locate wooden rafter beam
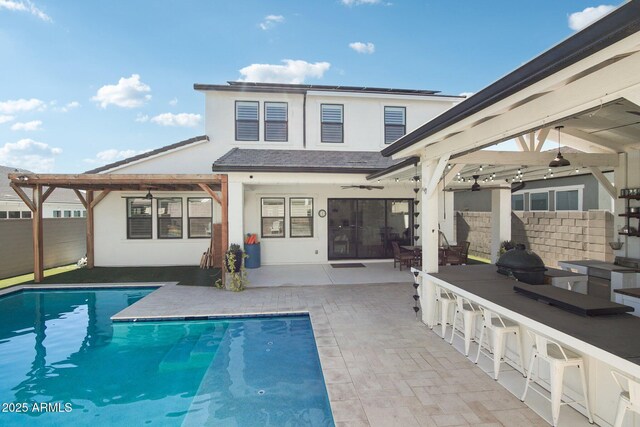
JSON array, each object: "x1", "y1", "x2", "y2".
[
  {"x1": 7, "y1": 173, "x2": 224, "y2": 186},
  {"x1": 451, "y1": 151, "x2": 619, "y2": 167},
  {"x1": 9, "y1": 182, "x2": 36, "y2": 212},
  {"x1": 535, "y1": 128, "x2": 550, "y2": 152},
  {"x1": 589, "y1": 167, "x2": 616, "y2": 199},
  {"x1": 41, "y1": 186, "x2": 56, "y2": 203},
  {"x1": 73, "y1": 190, "x2": 88, "y2": 209},
  {"x1": 198, "y1": 183, "x2": 223, "y2": 205},
  {"x1": 90, "y1": 190, "x2": 111, "y2": 209},
  {"x1": 516, "y1": 136, "x2": 530, "y2": 151}
]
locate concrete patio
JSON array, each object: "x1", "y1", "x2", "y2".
[{"x1": 245, "y1": 261, "x2": 416, "y2": 287}]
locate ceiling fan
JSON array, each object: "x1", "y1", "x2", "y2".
[
  {"x1": 340, "y1": 185, "x2": 385, "y2": 190},
  {"x1": 445, "y1": 175, "x2": 505, "y2": 192}
]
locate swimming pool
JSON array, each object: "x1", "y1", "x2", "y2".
[{"x1": 0, "y1": 288, "x2": 334, "y2": 426}]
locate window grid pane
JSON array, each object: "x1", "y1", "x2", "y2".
[
  {"x1": 530, "y1": 193, "x2": 549, "y2": 211},
  {"x1": 556, "y1": 190, "x2": 579, "y2": 211},
  {"x1": 265, "y1": 102, "x2": 288, "y2": 142},
  {"x1": 290, "y1": 198, "x2": 313, "y2": 237},
  {"x1": 261, "y1": 198, "x2": 285, "y2": 238},
  {"x1": 512, "y1": 194, "x2": 524, "y2": 211},
  {"x1": 321, "y1": 104, "x2": 343, "y2": 143},
  {"x1": 157, "y1": 198, "x2": 182, "y2": 239},
  {"x1": 127, "y1": 198, "x2": 152, "y2": 239},
  {"x1": 188, "y1": 198, "x2": 212, "y2": 238},
  {"x1": 236, "y1": 101, "x2": 259, "y2": 141}
]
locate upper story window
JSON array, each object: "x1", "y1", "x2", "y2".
[
  {"x1": 321, "y1": 104, "x2": 343, "y2": 143},
  {"x1": 384, "y1": 106, "x2": 406, "y2": 144},
  {"x1": 235, "y1": 101, "x2": 259, "y2": 141},
  {"x1": 265, "y1": 102, "x2": 288, "y2": 142}
]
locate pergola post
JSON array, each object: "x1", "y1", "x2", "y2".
[
  {"x1": 86, "y1": 191, "x2": 95, "y2": 269},
  {"x1": 491, "y1": 188, "x2": 512, "y2": 263},
  {"x1": 421, "y1": 158, "x2": 441, "y2": 327},
  {"x1": 33, "y1": 185, "x2": 44, "y2": 283}
]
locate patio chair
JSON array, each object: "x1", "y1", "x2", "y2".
[
  {"x1": 521, "y1": 331, "x2": 593, "y2": 426},
  {"x1": 611, "y1": 370, "x2": 640, "y2": 427},
  {"x1": 443, "y1": 241, "x2": 470, "y2": 265},
  {"x1": 391, "y1": 241, "x2": 413, "y2": 271}
]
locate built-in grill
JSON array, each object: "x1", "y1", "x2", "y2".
[
  {"x1": 496, "y1": 244, "x2": 547, "y2": 285},
  {"x1": 560, "y1": 257, "x2": 640, "y2": 300}
]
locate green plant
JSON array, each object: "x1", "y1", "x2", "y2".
[
  {"x1": 223, "y1": 248, "x2": 248, "y2": 292},
  {"x1": 228, "y1": 243, "x2": 241, "y2": 252}
]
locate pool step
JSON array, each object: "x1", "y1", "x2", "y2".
[{"x1": 159, "y1": 323, "x2": 228, "y2": 371}]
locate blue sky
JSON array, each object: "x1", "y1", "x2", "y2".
[{"x1": 0, "y1": 0, "x2": 621, "y2": 173}]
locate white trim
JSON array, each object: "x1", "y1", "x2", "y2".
[
  {"x1": 512, "y1": 184, "x2": 585, "y2": 212},
  {"x1": 554, "y1": 185, "x2": 584, "y2": 212},
  {"x1": 306, "y1": 90, "x2": 464, "y2": 102}
]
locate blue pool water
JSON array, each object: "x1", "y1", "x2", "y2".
[{"x1": 0, "y1": 288, "x2": 334, "y2": 426}]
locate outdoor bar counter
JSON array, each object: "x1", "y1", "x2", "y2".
[{"x1": 421, "y1": 264, "x2": 640, "y2": 426}]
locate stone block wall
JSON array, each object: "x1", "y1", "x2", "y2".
[{"x1": 455, "y1": 210, "x2": 615, "y2": 266}]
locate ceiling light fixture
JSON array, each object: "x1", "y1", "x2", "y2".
[
  {"x1": 549, "y1": 125, "x2": 570, "y2": 167},
  {"x1": 145, "y1": 190, "x2": 153, "y2": 200}
]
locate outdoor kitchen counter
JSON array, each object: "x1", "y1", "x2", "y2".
[{"x1": 425, "y1": 264, "x2": 640, "y2": 377}]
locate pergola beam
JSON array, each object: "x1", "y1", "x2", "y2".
[
  {"x1": 198, "y1": 183, "x2": 223, "y2": 205},
  {"x1": 589, "y1": 167, "x2": 617, "y2": 199},
  {"x1": 9, "y1": 183, "x2": 36, "y2": 212},
  {"x1": 8, "y1": 173, "x2": 225, "y2": 185},
  {"x1": 535, "y1": 128, "x2": 550, "y2": 151},
  {"x1": 91, "y1": 190, "x2": 111, "y2": 209},
  {"x1": 451, "y1": 151, "x2": 619, "y2": 167},
  {"x1": 33, "y1": 185, "x2": 43, "y2": 283},
  {"x1": 73, "y1": 190, "x2": 87, "y2": 209},
  {"x1": 41, "y1": 186, "x2": 55, "y2": 203}
]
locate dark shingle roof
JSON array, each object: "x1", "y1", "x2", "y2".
[
  {"x1": 1, "y1": 165, "x2": 82, "y2": 204},
  {"x1": 84, "y1": 135, "x2": 209, "y2": 173},
  {"x1": 212, "y1": 148, "x2": 411, "y2": 174}
]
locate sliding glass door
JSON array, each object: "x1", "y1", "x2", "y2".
[{"x1": 328, "y1": 199, "x2": 413, "y2": 260}]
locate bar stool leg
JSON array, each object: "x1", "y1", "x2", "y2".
[
  {"x1": 515, "y1": 330, "x2": 526, "y2": 377},
  {"x1": 474, "y1": 325, "x2": 486, "y2": 364},
  {"x1": 521, "y1": 352, "x2": 537, "y2": 402},
  {"x1": 463, "y1": 312, "x2": 476, "y2": 356},
  {"x1": 449, "y1": 307, "x2": 459, "y2": 344},
  {"x1": 493, "y1": 330, "x2": 505, "y2": 380},
  {"x1": 550, "y1": 363, "x2": 564, "y2": 427},
  {"x1": 440, "y1": 301, "x2": 450, "y2": 338},
  {"x1": 578, "y1": 363, "x2": 594, "y2": 423}
]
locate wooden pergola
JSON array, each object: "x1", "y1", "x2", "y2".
[{"x1": 7, "y1": 173, "x2": 228, "y2": 283}]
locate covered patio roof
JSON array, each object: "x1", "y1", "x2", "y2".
[{"x1": 7, "y1": 173, "x2": 228, "y2": 283}]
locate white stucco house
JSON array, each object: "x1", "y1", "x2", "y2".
[{"x1": 83, "y1": 82, "x2": 463, "y2": 267}]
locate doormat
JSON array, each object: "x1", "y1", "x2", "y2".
[{"x1": 330, "y1": 263, "x2": 366, "y2": 268}]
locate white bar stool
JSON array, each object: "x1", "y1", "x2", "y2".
[
  {"x1": 449, "y1": 293, "x2": 482, "y2": 356},
  {"x1": 611, "y1": 370, "x2": 640, "y2": 427},
  {"x1": 521, "y1": 331, "x2": 593, "y2": 427},
  {"x1": 434, "y1": 285, "x2": 456, "y2": 339},
  {"x1": 474, "y1": 306, "x2": 525, "y2": 380}
]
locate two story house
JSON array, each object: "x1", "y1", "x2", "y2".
[{"x1": 86, "y1": 82, "x2": 462, "y2": 267}]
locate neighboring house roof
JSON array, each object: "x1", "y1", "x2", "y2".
[
  {"x1": 84, "y1": 135, "x2": 209, "y2": 174},
  {"x1": 1, "y1": 165, "x2": 82, "y2": 205},
  {"x1": 212, "y1": 148, "x2": 414, "y2": 174},
  {"x1": 194, "y1": 81, "x2": 463, "y2": 98},
  {"x1": 381, "y1": 1, "x2": 640, "y2": 157}
]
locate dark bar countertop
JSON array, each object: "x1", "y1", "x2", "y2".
[
  {"x1": 615, "y1": 288, "x2": 640, "y2": 298},
  {"x1": 430, "y1": 264, "x2": 640, "y2": 364}
]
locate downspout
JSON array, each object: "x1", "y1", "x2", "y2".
[{"x1": 302, "y1": 91, "x2": 307, "y2": 148}]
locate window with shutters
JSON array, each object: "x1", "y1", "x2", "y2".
[
  {"x1": 321, "y1": 104, "x2": 343, "y2": 143},
  {"x1": 265, "y1": 102, "x2": 288, "y2": 141},
  {"x1": 235, "y1": 101, "x2": 259, "y2": 141},
  {"x1": 127, "y1": 198, "x2": 152, "y2": 239},
  {"x1": 384, "y1": 106, "x2": 406, "y2": 144}
]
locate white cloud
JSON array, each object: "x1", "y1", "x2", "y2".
[
  {"x1": 0, "y1": 98, "x2": 45, "y2": 114},
  {"x1": 568, "y1": 5, "x2": 615, "y2": 31},
  {"x1": 169, "y1": 97, "x2": 178, "y2": 106},
  {"x1": 341, "y1": 0, "x2": 381, "y2": 5},
  {"x1": 91, "y1": 74, "x2": 152, "y2": 109},
  {"x1": 0, "y1": 0, "x2": 52, "y2": 22},
  {"x1": 135, "y1": 113, "x2": 149, "y2": 123},
  {"x1": 11, "y1": 120, "x2": 42, "y2": 131},
  {"x1": 54, "y1": 101, "x2": 80, "y2": 113},
  {"x1": 259, "y1": 14, "x2": 284, "y2": 30},
  {"x1": 349, "y1": 42, "x2": 375, "y2": 54},
  {"x1": 0, "y1": 115, "x2": 15, "y2": 124},
  {"x1": 150, "y1": 113, "x2": 201, "y2": 127},
  {"x1": 0, "y1": 138, "x2": 61, "y2": 172},
  {"x1": 238, "y1": 59, "x2": 330, "y2": 84}
]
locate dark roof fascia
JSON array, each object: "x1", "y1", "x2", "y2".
[
  {"x1": 211, "y1": 165, "x2": 383, "y2": 174},
  {"x1": 366, "y1": 156, "x2": 420, "y2": 180},
  {"x1": 194, "y1": 82, "x2": 455, "y2": 97},
  {"x1": 382, "y1": 1, "x2": 640, "y2": 157},
  {"x1": 84, "y1": 135, "x2": 209, "y2": 174}
]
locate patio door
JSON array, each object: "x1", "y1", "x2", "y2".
[{"x1": 327, "y1": 199, "x2": 413, "y2": 260}]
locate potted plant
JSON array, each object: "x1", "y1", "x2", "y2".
[
  {"x1": 225, "y1": 243, "x2": 243, "y2": 273},
  {"x1": 499, "y1": 240, "x2": 516, "y2": 255}
]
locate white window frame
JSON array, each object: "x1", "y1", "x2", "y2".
[{"x1": 512, "y1": 184, "x2": 584, "y2": 212}]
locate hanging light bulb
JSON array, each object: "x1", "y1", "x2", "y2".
[
  {"x1": 145, "y1": 189, "x2": 153, "y2": 200},
  {"x1": 549, "y1": 125, "x2": 570, "y2": 167}
]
